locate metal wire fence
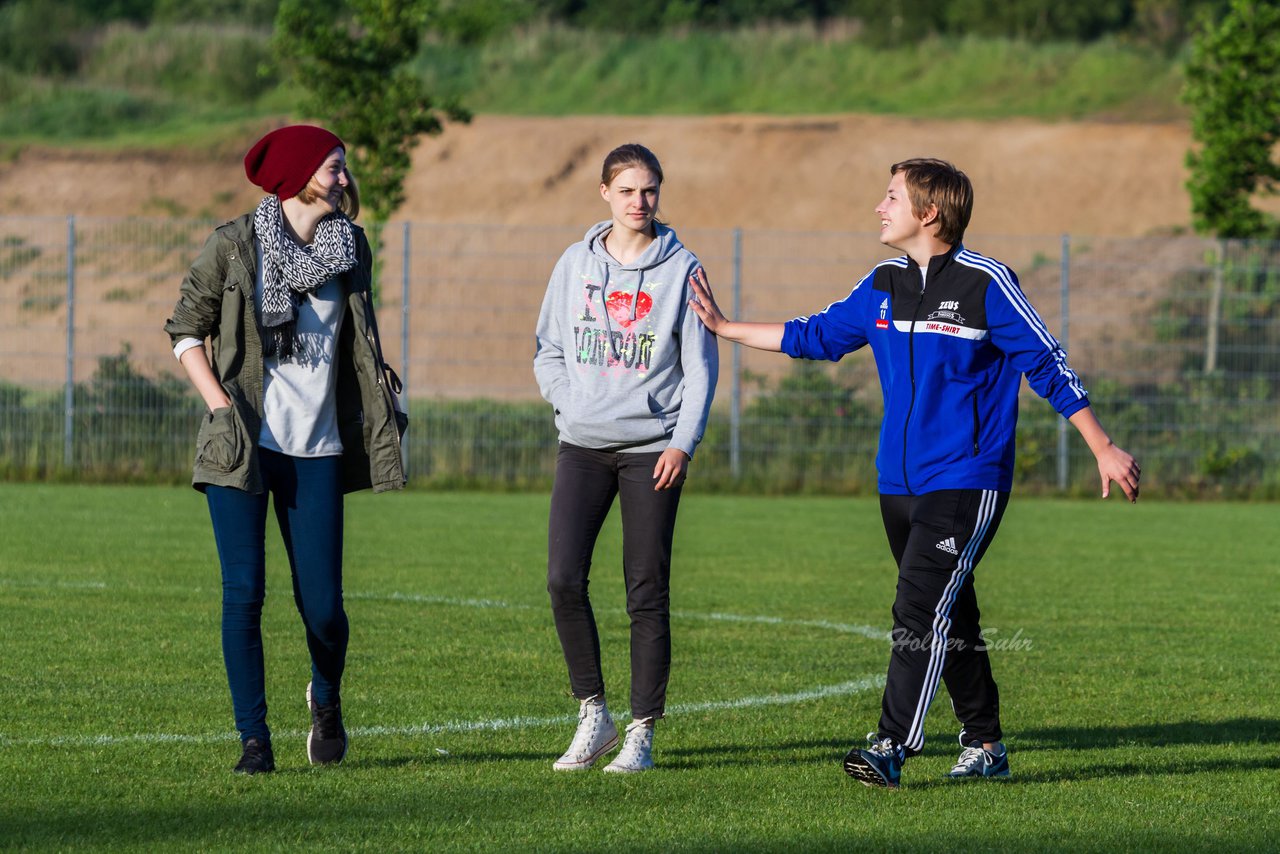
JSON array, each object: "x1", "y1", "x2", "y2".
[{"x1": 2, "y1": 215, "x2": 1277, "y2": 496}]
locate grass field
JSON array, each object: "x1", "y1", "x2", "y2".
[
  {"x1": 419, "y1": 28, "x2": 1184, "y2": 120},
  {"x1": 0, "y1": 23, "x2": 1185, "y2": 149},
  {"x1": 1, "y1": 484, "x2": 1277, "y2": 851}
]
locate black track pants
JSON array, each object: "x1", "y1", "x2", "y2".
[
  {"x1": 546, "y1": 443, "x2": 683, "y2": 721},
  {"x1": 877, "y1": 489, "x2": 1010, "y2": 754}
]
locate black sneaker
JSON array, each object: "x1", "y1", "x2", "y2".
[
  {"x1": 306, "y1": 681, "x2": 348, "y2": 765},
  {"x1": 843, "y1": 732, "x2": 904, "y2": 788},
  {"x1": 234, "y1": 737, "x2": 275, "y2": 775}
]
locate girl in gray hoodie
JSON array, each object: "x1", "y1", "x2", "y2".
[{"x1": 533, "y1": 143, "x2": 718, "y2": 773}]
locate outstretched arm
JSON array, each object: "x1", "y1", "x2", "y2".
[
  {"x1": 1068, "y1": 406, "x2": 1141, "y2": 502},
  {"x1": 687, "y1": 268, "x2": 785, "y2": 351}
]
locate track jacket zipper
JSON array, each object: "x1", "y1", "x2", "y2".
[{"x1": 901, "y1": 287, "x2": 927, "y2": 493}]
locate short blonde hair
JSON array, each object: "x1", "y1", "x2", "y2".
[
  {"x1": 890, "y1": 158, "x2": 973, "y2": 246},
  {"x1": 297, "y1": 168, "x2": 361, "y2": 221}
]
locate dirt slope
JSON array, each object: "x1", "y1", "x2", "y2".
[{"x1": 0, "y1": 114, "x2": 1219, "y2": 236}]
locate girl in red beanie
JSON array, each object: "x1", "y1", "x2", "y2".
[{"x1": 165, "y1": 125, "x2": 406, "y2": 774}]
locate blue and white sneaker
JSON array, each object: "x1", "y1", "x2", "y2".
[
  {"x1": 843, "y1": 732, "x2": 905, "y2": 788},
  {"x1": 948, "y1": 736, "x2": 1009, "y2": 779}
]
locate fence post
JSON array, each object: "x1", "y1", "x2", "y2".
[
  {"x1": 1057, "y1": 233, "x2": 1070, "y2": 492},
  {"x1": 401, "y1": 221, "x2": 411, "y2": 398},
  {"x1": 730, "y1": 228, "x2": 742, "y2": 479},
  {"x1": 64, "y1": 215, "x2": 76, "y2": 469},
  {"x1": 401, "y1": 221, "x2": 411, "y2": 474},
  {"x1": 1204, "y1": 238, "x2": 1224, "y2": 374}
]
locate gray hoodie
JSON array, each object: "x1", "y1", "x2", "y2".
[{"x1": 534, "y1": 220, "x2": 718, "y2": 457}]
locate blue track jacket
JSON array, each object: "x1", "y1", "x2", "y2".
[{"x1": 781, "y1": 245, "x2": 1089, "y2": 495}]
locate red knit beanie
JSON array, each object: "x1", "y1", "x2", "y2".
[{"x1": 243, "y1": 125, "x2": 345, "y2": 200}]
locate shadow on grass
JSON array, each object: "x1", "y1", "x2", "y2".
[
  {"x1": 658, "y1": 718, "x2": 1280, "y2": 778},
  {"x1": 891, "y1": 717, "x2": 1280, "y2": 789},
  {"x1": 1015, "y1": 717, "x2": 1280, "y2": 750},
  {"x1": 429, "y1": 748, "x2": 549, "y2": 763},
  {"x1": 904, "y1": 753, "x2": 1280, "y2": 790},
  {"x1": 662, "y1": 738, "x2": 850, "y2": 770},
  {"x1": 437, "y1": 739, "x2": 857, "y2": 771}
]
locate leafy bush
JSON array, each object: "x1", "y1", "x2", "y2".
[
  {"x1": 1154, "y1": 241, "x2": 1280, "y2": 377},
  {"x1": 720, "y1": 361, "x2": 880, "y2": 493},
  {"x1": 71, "y1": 345, "x2": 198, "y2": 481},
  {"x1": 1184, "y1": 0, "x2": 1280, "y2": 239},
  {"x1": 0, "y1": 0, "x2": 87, "y2": 75}
]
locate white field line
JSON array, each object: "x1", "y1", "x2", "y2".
[
  {"x1": 345, "y1": 590, "x2": 890, "y2": 641},
  {"x1": 0, "y1": 579, "x2": 109, "y2": 590},
  {"x1": 2, "y1": 580, "x2": 889, "y2": 749},
  {"x1": 1, "y1": 581, "x2": 890, "y2": 641},
  {"x1": 1, "y1": 675, "x2": 885, "y2": 749}
]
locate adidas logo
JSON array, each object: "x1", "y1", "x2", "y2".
[{"x1": 935, "y1": 537, "x2": 958, "y2": 555}]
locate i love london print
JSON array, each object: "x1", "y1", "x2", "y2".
[{"x1": 573, "y1": 276, "x2": 659, "y2": 374}]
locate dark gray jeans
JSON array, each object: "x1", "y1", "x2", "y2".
[{"x1": 546, "y1": 443, "x2": 683, "y2": 721}]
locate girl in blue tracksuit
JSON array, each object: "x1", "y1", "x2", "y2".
[{"x1": 688, "y1": 157, "x2": 1140, "y2": 788}]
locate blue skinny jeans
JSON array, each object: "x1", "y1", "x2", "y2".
[{"x1": 205, "y1": 448, "x2": 347, "y2": 744}]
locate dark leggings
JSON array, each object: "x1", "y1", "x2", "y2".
[
  {"x1": 546, "y1": 443, "x2": 683, "y2": 721},
  {"x1": 877, "y1": 489, "x2": 1010, "y2": 755},
  {"x1": 205, "y1": 448, "x2": 347, "y2": 743}
]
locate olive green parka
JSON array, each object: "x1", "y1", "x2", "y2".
[{"x1": 164, "y1": 212, "x2": 406, "y2": 494}]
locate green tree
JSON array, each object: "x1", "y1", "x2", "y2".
[
  {"x1": 1183, "y1": 0, "x2": 1280, "y2": 238},
  {"x1": 274, "y1": 0, "x2": 469, "y2": 231}
]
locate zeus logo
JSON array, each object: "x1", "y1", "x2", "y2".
[{"x1": 939, "y1": 300, "x2": 960, "y2": 311}]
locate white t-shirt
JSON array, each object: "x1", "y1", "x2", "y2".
[
  {"x1": 173, "y1": 244, "x2": 347, "y2": 458},
  {"x1": 256, "y1": 271, "x2": 346, "y2": 457}
]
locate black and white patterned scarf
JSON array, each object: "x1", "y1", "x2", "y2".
[{"x1": 253, "y1": 195, "x2": 358, "y2": 359}]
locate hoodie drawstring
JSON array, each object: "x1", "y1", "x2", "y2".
[
  {"x1": 598, "y1": 264, "x2": 614, "y2": 343},
  {"x1": 631, "y1": 270, "x2": 644, "y2": 322}
]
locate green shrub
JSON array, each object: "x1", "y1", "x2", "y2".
[
  {"x1": 0, "y1": 85, "x2": 172, "y2": 140},
  {"x1": 0, "y1": 0, "x2": 87, "y2": 75},
  {"x1": 3, "y1": 351, "x2": 1276, "y2": 496},
  {"x1": 86, "y1": 23, "x2": 281, "y2": 105},
  {"x1": 153, "y1": 0, "x2": 280, "y2": 27},
  {"x1": 415, "y1": 24, "x2": 1185, "y2": 120}
]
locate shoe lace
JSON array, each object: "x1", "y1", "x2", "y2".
[
  {"x1": 952, "y1": 745, "x2": 985, "y2": 772},
  {"x1": 621, "y1": 722, "x2": 651, "y2": 750},
  {"x1": 313, "y1": 703, "x2": 343, "y2": 740},
  {"x1": 864, "y1": 732, "x2": 899, "y2": 758},
  {"x1": 566, "y1": 700, "x2": 606, "y2": 753},
  {"x1": 613, "y1": 721, "x2": 652, "y2": 765}
]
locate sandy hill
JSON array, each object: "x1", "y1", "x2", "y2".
[{"x1": 0, "y1": 114, "x2": 1221, "y2": 236}]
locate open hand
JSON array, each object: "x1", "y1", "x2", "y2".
[{"x1": 687, "y1": 268, "x2": 729, "y2": 335}]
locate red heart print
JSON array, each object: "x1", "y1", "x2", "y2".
[{"x1": 605, "y1": 290, "x2": 652, "y2": 329}]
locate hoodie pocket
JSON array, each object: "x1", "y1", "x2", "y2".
[
  {"x1": 196, "y1": 406, "x2": 247, "y2": 473},
  {"x1": 562, "y1": 388, "x2": 670, "y2": 448}
]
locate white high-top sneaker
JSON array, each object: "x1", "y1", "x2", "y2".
[
  {"x1": 603, "y1": 719, "x2": 654, "y2": 773},
  {"x1": 552, "y1": 695, "x2": 618, "y2": 771}
]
